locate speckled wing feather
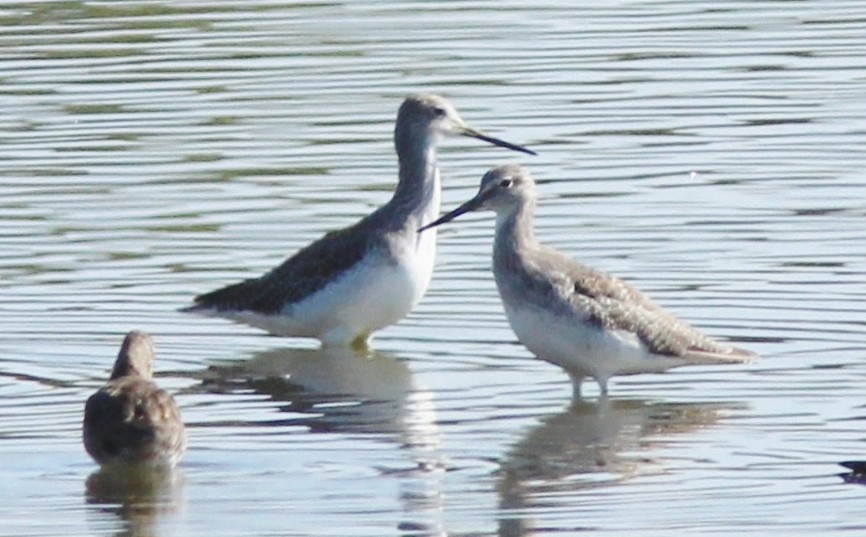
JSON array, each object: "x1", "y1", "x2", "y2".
[
  {"x1": 570, "y1": 293, "x2": 734, "y2": 357},
  {"x1": 188, "y1": 221, "x2": 379, "y2": 315},
  {"x1": 532, "y1": 245, "x2": 751, "y2": 359}
]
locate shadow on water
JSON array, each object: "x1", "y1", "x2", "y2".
[
  {"x1": 85, "y1": 465, "x2": 183, "y2": 537},
  {"x1": 496, "y1": 398, "x2": 745, "y2": 537},
  {"x1": 187, "y1": 346, "x2": 446, "y2": 535}
]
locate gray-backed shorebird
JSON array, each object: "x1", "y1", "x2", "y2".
[
  {"x1": 83, "y1": 331, "x2": 186, "y2": 468},
  {"x1": 420, "y1": 164, "x2": 755, "y2": 396},
  {"x1": 182, "y1": 94, "x2": 534, "y2": 348}
]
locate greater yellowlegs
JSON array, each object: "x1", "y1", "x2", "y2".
[
  {"x1": 420, "y1": 164, "x2": 755, "y2": 396},
  {"x1": 83, "y1": 331, "x2": 186, "y2": 468},
  {"x1": 182, "y1": 94, "x2": 535, "y2": 348}
]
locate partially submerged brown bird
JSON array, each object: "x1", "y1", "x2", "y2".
[{"x1": 83, "y1": 331, "x2": 186, "y2": 468}]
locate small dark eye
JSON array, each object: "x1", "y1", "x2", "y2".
[
  {"x1": 432, "y1": 107, "x2": 447, "y2": 117},
  {"x1": 499, "y1": 178, "x2": 513, "y2": 188}
]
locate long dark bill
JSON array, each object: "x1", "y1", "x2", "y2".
[
  {"x1": 419, "y1": 196, "x2": 485, "y2": 233},
  {"x1": 460, "y1": 127, "x2": 536, "y2": 156}
]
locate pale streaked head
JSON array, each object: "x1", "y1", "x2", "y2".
[
  {"x1": 419, "y1": 164, "x2": 536, "y2": 232},
  {"x1": 396, "y1": 94, "x2": 536, "y2": 155}
]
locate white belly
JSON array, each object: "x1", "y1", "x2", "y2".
[
  {"x1": 231, "y1": 231, "x2": 436, "y2": 346},
  {"x1": 503, "y1": 302, "x2": 680, "y2": 380}
]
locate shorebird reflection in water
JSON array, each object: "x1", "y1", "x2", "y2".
[
  {"x1": 497, "y1": 398, "x2": 739, "y2": 535},
  {"x1": 198, "y1": 346, "x2": 441, "y2": 446},
  {"x1": 420, "y1": 164, "x2": 756, "y2": 397},
  {"x1": 83, "y1": 331, "x2": 186, "y2": 468},
  {"x1": 182, "y1": 94, "x2": 535, "y2": 349}
]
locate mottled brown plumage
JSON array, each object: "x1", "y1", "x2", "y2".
[
  {"x1": 83, "y1": 331, "x2": 186, "y2": 468},
  {"x1": 509, "y1": 241, "x2": 740, "y2": 358}
]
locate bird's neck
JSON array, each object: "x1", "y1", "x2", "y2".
[
  {"x1": 493, "y1": 201, "x2": 537, "y2": 270},
  {"x1": 389, "y1": 137, "x2": 441, "y2": 226},
  {"x1": 110, "y1": 357, "x2": 152, "y2": 380}
]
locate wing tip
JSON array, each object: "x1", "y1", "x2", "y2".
[
  {"x1": 178, "y1": 303, "x2": 199, "y2": 314},
  {"x1": 840, "y1": 461, "x2": 866, "y2": 473},
  {"x1": 683, "y1": 344, "x2": 759, "y2": 365},
  {"x1": 178, "y1": 298, "x2": 211, "y2": 314}
]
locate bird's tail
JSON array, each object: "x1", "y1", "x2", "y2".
[{"x1": 681, "y1": 345, "x2": 758, "y2": 366}]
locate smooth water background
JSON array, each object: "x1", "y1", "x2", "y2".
[{"x1": 2, "y1": 1, "x2": 866, "y2": 535}]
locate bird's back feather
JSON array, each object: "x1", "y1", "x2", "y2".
[{"x1": 185, "y1": 222, "x2": 380, "y2": 315}]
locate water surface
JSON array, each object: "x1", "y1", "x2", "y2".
[{"x1": 2, "y1": 1, "x2": 866, "y2": 535}]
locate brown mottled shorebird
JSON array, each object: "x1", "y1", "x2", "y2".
[
  {"x1": 420, "y1": 164, "x2": 755, "y2": 397},
  {"x1": 83, "y1": 331, "x2": 186, "y2": 468},
  {"x1": 181, "y1": 94, "x2": 535, "y2": 349}
]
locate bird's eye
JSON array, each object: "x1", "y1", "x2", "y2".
[
  {"x1": 499, "y1": 179, "x2": 513, "y2": 188},
  {"x1": 432, "y1": 107, "x2": 447, "y2": 118}
]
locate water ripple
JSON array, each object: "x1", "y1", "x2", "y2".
[{"x1": 2, "y1": 0, "x2": 866, "y2": 535}]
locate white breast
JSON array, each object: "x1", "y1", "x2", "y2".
[{"x1": 237, "y1": 229, "x2": 436, "y2": 345}]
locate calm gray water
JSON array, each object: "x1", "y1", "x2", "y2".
[{"x1": 2, "y1": 1, "x2": 866, "y2": 535}]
